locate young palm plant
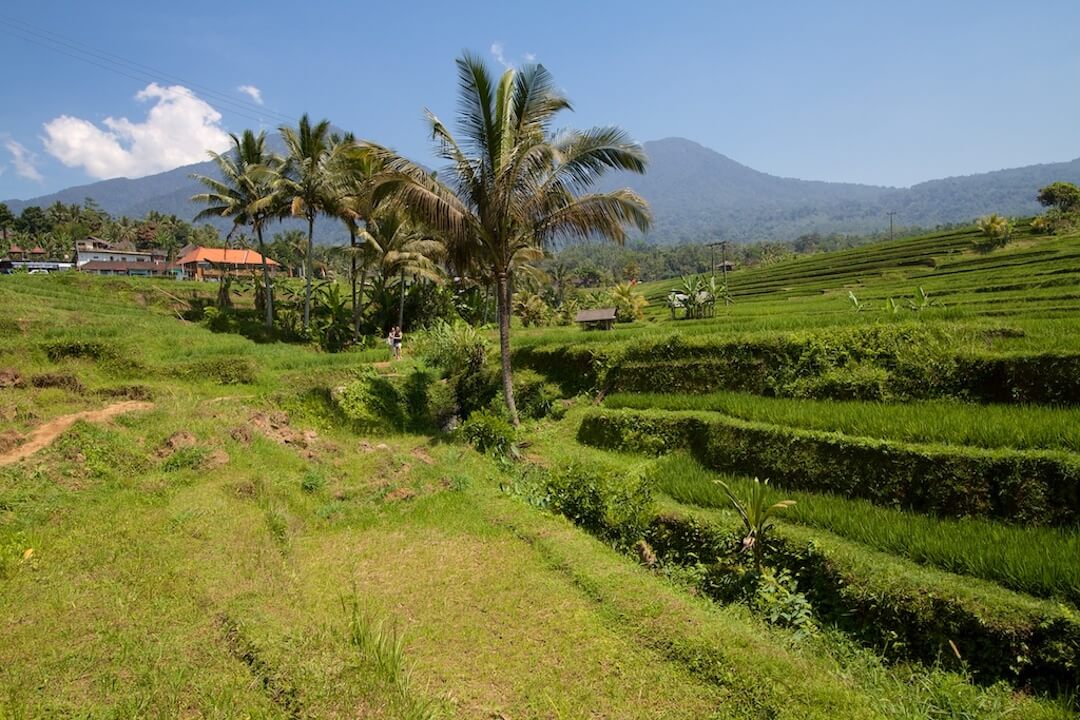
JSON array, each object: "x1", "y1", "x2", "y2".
[
  {"x1": 361, "y1": 53, "x2": 650, "y2": 424},
  {"x1": 715, "y1": 477, "x2": 795, "y2": 574},
  {"x1": 191, "y1": 130, "x2": 283, "y2": 329}
]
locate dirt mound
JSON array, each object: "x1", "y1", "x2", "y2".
[
  {"x1": 229, "y1": 426, "x2": 253, "y2": 444},
  {"x1": 249, "y1": 411, "x2": 319, "y2": 458},
  {"x1": 96, "y1": 385, "x2": 154, "y2": 401},
  {"x1": 157, "y1": 431, "x2": 197, "y2": 459},
  {"x1": 410, "y1": 446, "x2": 436, "y2": 465},
  {"x1": 203, "y1": 449, "x2": 230, "y2": 470},
  {"x1": 31, "y1": 373, "x2": 84, "y2": 393},
  {"x1": 0, "y1": 369, "x2": 23, "y2": 389},
  {"x1": 384, "y1": 486, "x2": 417, "y2": 502},
  {"x1": 0, "y1": 430, "x2": 23, "y2": 454},
  {"x1": 0, "y1": 401, "x2": 154, "y2": 466}
]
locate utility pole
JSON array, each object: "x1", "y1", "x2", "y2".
[{"x1": 887, "y1": 211, "x2": 897, "y2": 242}]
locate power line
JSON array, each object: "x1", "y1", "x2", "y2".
[
  {"x1": 0, "y1": 14, "x2": 296, "y2": 127},
  {"x1": 0, "y1": 13, "x2": 293, "y2": 123}
]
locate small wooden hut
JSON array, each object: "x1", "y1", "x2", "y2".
[{"x1": 574, "y1": 307, "x2": 618, "y2": 331}]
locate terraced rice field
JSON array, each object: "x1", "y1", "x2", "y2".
[{"x1": 1, "y1": 222, "x2": 1078, "y2": 717}]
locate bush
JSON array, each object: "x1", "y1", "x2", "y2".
[
  {"x1": 535, "y1": 461, "x2": 654, "y2": 549},
  {"x1": 651, "y1": 510, "x2": 1080, "y2": 693},
  {"x1": 578, "y1": 409, "x2": 1080, "y2": 525},
  {"x1": 43, "y1": 340, "x2": 112, "y2": 362},
  {"x1": 452, "y1": 364, "x2": 500, "y2": 419},
  {"x1": 176, "y1": 357, "x2": 259, "y2": 385},
  {"x1": 335, "y1": 366, "x2": 455, "y2": 433},
  {"x1": 512, "y1": 370, "x2": 563, "y2": 420},
  {"x1": 459, "y1": 409, "x2": 515, "y2": 455},
  {"x1": 412, "y1": 320, "x2": 490, "y2": 378}
]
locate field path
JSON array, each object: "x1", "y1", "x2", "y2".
[{"x1": 0, "y1": 401, "x2": 154, "y2": 466}]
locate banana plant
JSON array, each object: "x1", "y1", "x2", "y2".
[{"x1": 848, "y1": 291, "x2": 864, "y2": 312}]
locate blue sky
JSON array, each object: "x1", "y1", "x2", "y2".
[{"x1": 1, "y1": 0, "x2": 1078, "y2": 201}]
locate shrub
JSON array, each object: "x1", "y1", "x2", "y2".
[
  {"x1": 176, "y1": 357, "x2": 258, "y2": 385},
  {"x1": 43, "y1": 340, "x2": 112, "y2": 362},
  {"x1": 335, "y1": 366, "x2": 454, "y2": 433},
  {"x1": 411, "y1": 320, "x2": 489, "y2": 378},
  {"x1": 578, "y1": 409, "x2": 1080, "y2": 526},
  {"x1": 512, "y1": 370, "x2": 563, "y2": 420},
  {"x1": 654, "y1": 509, "x2": 1080, "y2": 692},
  {"x1": 540, "y1": 461, "x2": 654, "y2": 549},
  {"x1": 459, "y1": 409, "x2": 515, "y2": 455},
  {"x1": 452, "y1": 364, "x2": 500, "y2": 419}
]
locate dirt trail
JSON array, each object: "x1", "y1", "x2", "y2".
[{"x1": 0, "y1": 401, "x2": 154, "y2": 466}]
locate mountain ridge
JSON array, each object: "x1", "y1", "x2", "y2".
[{"x1": 7, "y1": 136, "x2": 1079, "y2": 244}]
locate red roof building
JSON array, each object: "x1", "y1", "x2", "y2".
[{"x1": 175, "y1": 246, "x2": 281, "y2": 281}]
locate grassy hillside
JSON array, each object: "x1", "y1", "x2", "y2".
[{"x1": 1, "y1": 220, "x2": 1078, "y2": 718}]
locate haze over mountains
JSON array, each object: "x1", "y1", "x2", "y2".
[{"x1": 6, "y1": 136, "x2": 1079, "y2": 245}]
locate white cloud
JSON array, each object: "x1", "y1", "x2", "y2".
[
  {"x1": 4, "y1": 139, "x2": 43, "y2": 182},
  {"x1": 524, "y1": 52, "x2": 536, "y2": 63},
  {"x1": 42, "y1": 83, "x2": 231, "y2": 180},
  {"x1": 490, "y1": 42, "x2": 509, "y2": 68},
  {"x1": 237, "y1": 84, "x2": 263, "y2": 105}
]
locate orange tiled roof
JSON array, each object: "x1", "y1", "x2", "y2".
[{"x1": 176, "y1": 246, "x2": 279, "y2": 267}]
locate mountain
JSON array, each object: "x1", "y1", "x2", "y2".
[
  {"x1": 597, "y1": 138, "x2": 1080, "y2": 243},
  {"x1": 7, "y1": 136, "x2": 1080, "y2": 244}
]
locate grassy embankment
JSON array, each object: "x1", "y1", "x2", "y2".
[{"x1": 7, "y1": 273, "x2": 1072, "y2": 717}]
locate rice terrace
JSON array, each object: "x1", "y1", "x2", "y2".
[{"x1": 3, "y1": 4, "x2": 1080, "y2": 719}]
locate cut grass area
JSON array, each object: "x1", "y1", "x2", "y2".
[
  {"x1": 606, "y1": 391, "x2": 1080, "y2": 452},
  {"x1": 648, "y1": 452, "x2": 1080, "y2": 605}
]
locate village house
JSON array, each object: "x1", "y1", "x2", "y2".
[
  {"x1": 74, "y1": 238, "x2": 172, "y2": 277},
  {"x1": 175, "y1": 246, "x2": 280, "y2": 281}
]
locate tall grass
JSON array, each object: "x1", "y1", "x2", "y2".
[
  {"x1": 607, "y1": 392, "x2": 1080, "y2": 452},
  {"x1": 647, "y1": 453, "x2": 1080, "y2": 605}
]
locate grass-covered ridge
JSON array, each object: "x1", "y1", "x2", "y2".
[
  {"x1": 606, "y1": 391, "x2": 1080, "y2": 451},
  {"x1": 648, "y1": 452, "x2": 1080, "y2": 604}
]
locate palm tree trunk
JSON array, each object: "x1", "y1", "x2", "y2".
[
  {"x1": 495, "y1": 270, "x2": 520, "y2": 426},
  {"x1": 350, "y1": 226, "x2": 358, "y2": 340},
  {"x1": 356, "y1": 264, "x2": 366, "y2": 337},
  {"x1": 397, "y1": 267, "x2": 406, "y2": 330},
  {"x1": 256, "y1": 223, "x2": 274, "y2": 330},
  {"x1": 303, "y1": 215, "x2": 314, "y2": 332}
]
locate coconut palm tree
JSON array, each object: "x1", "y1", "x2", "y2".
[
  {"x1": 191, "y1": 130, "x2": 283, "y2": 328},
  {"x1": 276, "y1": 114, "x2": 347, "y2": 332},
  {"x1": 362, "y1": 53, "x2": 650, "y2": 423},
  {"x1": 362, "y1": 202, "x2": 444, "y2": 331},
  {"x1": 327, "y1": 134, "x2": 383, "y2": 338}
]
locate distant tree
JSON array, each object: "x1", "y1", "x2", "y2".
[
  {"x1": 0, "y1": 203, "x2": 13, "y2": 241},
  {"x1": 192, "y1": 130, "x2": 284, "y2": 328},
  {"x1": 1037, "y1": 181, "x2": 1080, "y2": 214},
  {"x1": 15, "y1": 206, "x2": 50, "y2": 237},
  {"x1": 974, "y1": 213, "x2": 1012, "y2": 251},
  {"x1": 607, "y1": 281, "x2": 649, "y2": 321},
  {"x1": 623, "y1": 259, "x2": 641, "y2": 283}
]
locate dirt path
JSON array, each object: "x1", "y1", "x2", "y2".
[{"x1": 0, "y1": 401, "x2": 154, "y2": 466}]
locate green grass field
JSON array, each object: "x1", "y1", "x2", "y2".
[{"x1": 1, "y1": 221, "x2": 1079, "y2": 717}]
